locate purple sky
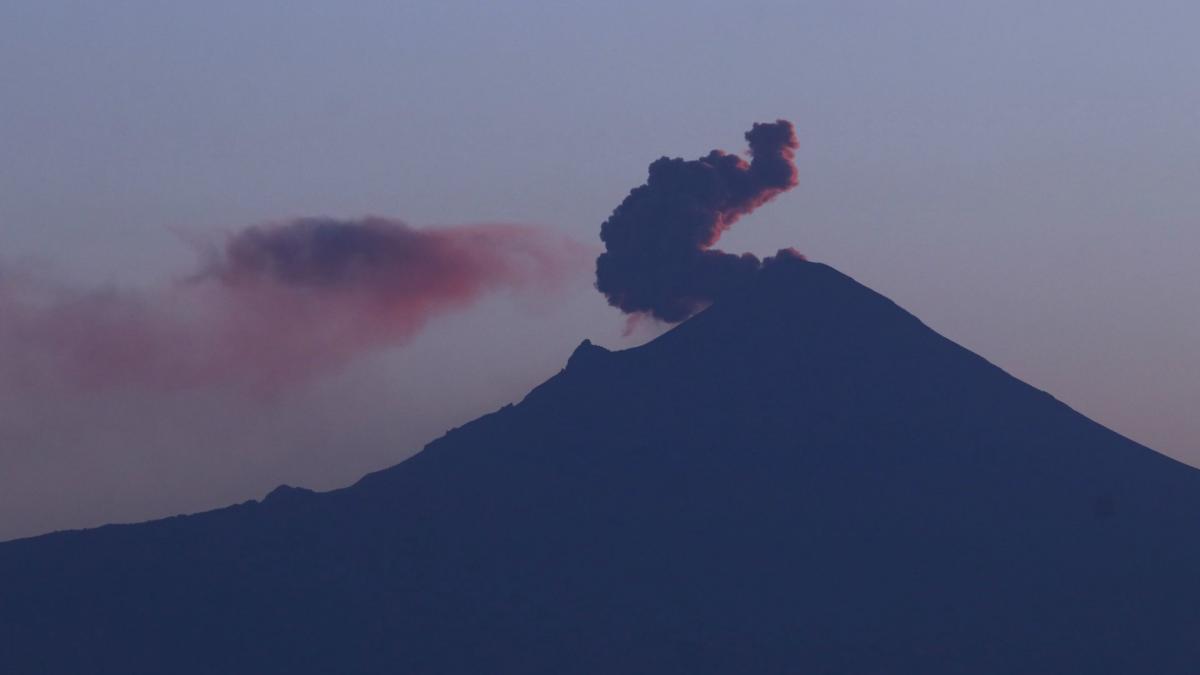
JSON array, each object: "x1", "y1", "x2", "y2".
[{"x1": 2, "y1": 1, "x2": 1197, "y2": 540}]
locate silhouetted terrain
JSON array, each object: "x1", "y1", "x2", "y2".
[{"x1": 3, "y1": 258, "x2": 1199, "y2": 674}]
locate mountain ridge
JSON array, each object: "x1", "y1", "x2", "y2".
[{"x1": 3, "y1": 257, "x2": 1199, "y2": 674}]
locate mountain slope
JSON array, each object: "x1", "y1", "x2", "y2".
[{"x1": 3, "y1": 258, "x2": 1199, "y2": 674}]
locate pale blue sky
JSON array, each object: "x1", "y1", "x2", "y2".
[{"x1": 1, "y1": 1, "x2": 1197, "y2": 538}]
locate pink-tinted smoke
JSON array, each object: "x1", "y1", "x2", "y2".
[{"x1": 0, "y1": 218, "x2": 591, "y2": 392}]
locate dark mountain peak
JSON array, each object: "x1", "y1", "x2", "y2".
[
  {"x1": 4, "y1": 260, "x2": 1200, "y2": 674},
  {"x1": 611, "y1": 256, "x2": 963, "y2": 403},
  {"x1": 565, "y1": 338, "x2": 610, "y2": 371},
  {"x1": 262, "y1": 483, "x2": 315, "y2": 504},
  {"x1": 645, "y1": 256, "x2": 919, "y2": 356}
]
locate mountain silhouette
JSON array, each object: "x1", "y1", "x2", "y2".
[{"x1": 3, "y1": 258, "x2": 1199, "y2": 674}]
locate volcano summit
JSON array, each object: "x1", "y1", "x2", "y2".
[{"x1": 2, "y1": 257, "x2": 1199, "y2": 674}]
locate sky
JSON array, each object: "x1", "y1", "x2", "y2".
[{"x1": 1, "y1": 1, "x2": 1197, "y2": 541}]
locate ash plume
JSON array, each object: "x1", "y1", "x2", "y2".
[
  {"x1": 595, "y1": 120, "x2": 800, "y2": 322},
  {"x1": 0, "y1": 218, "x2": 589, "y2": 391}
]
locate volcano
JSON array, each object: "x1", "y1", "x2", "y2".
[{"x1": 3, "y1": 257, "x2": 1199, "y2": 674}]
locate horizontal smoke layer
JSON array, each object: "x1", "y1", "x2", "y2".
[
  {"x1": 596, "y1": 120, "x2": 800, "y2": 322},
  {"x1": 0, "y1": 218, "x2": 588, "y2": 391}
]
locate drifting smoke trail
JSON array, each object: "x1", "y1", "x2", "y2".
[
  {"x1": 595, "y1": 120, "x2": 801, "y2": 322},
  {"x1": 0, "y1": 218, "x2": 589, "y2": 391}
]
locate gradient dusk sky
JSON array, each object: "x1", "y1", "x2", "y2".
[{"x1": 1, "y1": 1, "x2": 1197, "y2": 540}]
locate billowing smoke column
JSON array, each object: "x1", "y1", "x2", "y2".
[
  {"x1": 0, "y1": 218, "x2": 588, "y2": 391},
  {"x1": 595, "y1": 120, "x2": 800, "y2": 322}
]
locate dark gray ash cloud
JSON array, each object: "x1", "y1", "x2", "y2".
[{"x1": 595, "y1": 120, "x2": 801, "y2": 322}]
